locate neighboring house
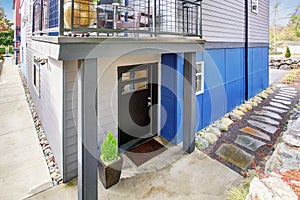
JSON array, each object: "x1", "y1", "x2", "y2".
[
  {"x1": 18, "y1": 0, "x2": 269, "y2": 185},
  {"x1": 19, "y1": 0, "x2": 30, "y2": 76},
  {"x1": 13, "y1": 0, "x2": 21, "y2": 65}
]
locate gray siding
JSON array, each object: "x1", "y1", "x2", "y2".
[
  {"x1": 248, "y1": 0, "x2": 269, "y2": 43},
  {"x1": 63, "y1": 60, "x2": 78, "y2": 181},
  {"x1": 24, "y1": 0, "x2": 65, "y2": 178},
  {"x1": 27, "y1": 49, "x2": 64, "y2": 172},
  {"x1": 202, "y1": 0, "x2": 245, "y2": 43}
]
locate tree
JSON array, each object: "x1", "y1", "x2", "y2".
[
  {"x1": 273, "y1": 2, "x2": 281, "y2": 52},
  {"x1": 285, "y1": 46, "x2": 291, "y2": 58},
  {"x1": 0, "y1": 7, "x2": 4, "y2": 19}
]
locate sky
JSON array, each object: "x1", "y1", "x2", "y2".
[
  {"x1": 270, "y1": 0, "x2": 300, "y2": 26},
  {"x1": 0, "y1": 0, "x2": 13, "y2": 22}
]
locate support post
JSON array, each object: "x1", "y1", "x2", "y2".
[
  {"x1": 183, "y1": 52, "x2": 196, "y2": 153},
  {"x1": 78, "y1": 58, "x2": 98, "y2": 200}
]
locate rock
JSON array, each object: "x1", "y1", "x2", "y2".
[
  {"x1": 195, "y1": 137, "x2": 209, "y2": 150},
  {"x1": 262, "y1": 177, "x2": 298, "y2": 200},
  {"x1": 290, "y1": 64, "x2": 298, "y2": 69},
  {"x1": 50, "y1": 172, "x2": 58, "y2": 179},
  {"x1": 250, "y1": 101, "x2": 258, "y2": 107},
  {"x1": 246, "y1": 176, "x2": 298, "y2": 200},
  {"x1": 254, "y1": 96, "x2": 263, "y2": 102},
  {"x1": 216, "y1": 123, "x2": 228, "y2": 132},
  {"x1": 233, "y1": 109, "x2": 245, "y2": 116},
  {"x1": 203, "y1": 132, "x2": 218, "y2": 144},
  {"x1": 243, "y1": 103, "x2": 253, "y2": 110},
  {"x1": 221, "y1": 117, "x2": 234, "y2": 127},
  {"x1": 208, "y1": 127, "x2": 222, "y2": 137},
  {"x1": 258, "y1": 92, "x2": 268, "y2": 99},
  {"x1": 238, "y1": 106, "x2": 248, "y2": 112},
  {"x1": 196, "y1": 131, "x2": 205, "y2": 137},
  {"x1": 246, "y1": 177, "x2": 274, "y2": 200},
  {"x1": 229, "y1": 112, "x2": 242, "y2": 121},
  {"x1": 265, "y1": 88, "x2": 274, "y2": 94},
  {"x1": 280, "y1": 64, "x2": 290, "y2": 70},
  {"x1": 282, "y1": 129, "x2": 300, "y2": 147}
]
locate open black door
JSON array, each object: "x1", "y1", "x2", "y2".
[{"x1": 118, "y1": 63, "x2": 158, "y2": 151}]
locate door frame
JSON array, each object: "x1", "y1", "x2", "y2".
[{"x1": 117, "y1": 62, "x2": 158, "y2": 151}]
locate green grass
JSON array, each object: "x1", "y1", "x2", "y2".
[{"x1": 226, "y1": 186, "x2": 249, "y2": 200}]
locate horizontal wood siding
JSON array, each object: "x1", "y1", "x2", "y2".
[
  {"x1": 248, "y1": 0, "x2": 269, "y2": 43},
  {"x1": 97, "y1": 55, "x2": 161, "y2": 143},
  {"x1": 202, "y1": 0, "x2": 245, "y2": 43},
  {"x1": 26, "y1": 48, "x2": 64, "y2": 172},
  {"x1": 63, "y1": 60, "x2": 78, "y2": 181}
]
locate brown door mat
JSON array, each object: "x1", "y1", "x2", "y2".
[{"x1": 124, "y1": 139, "x2": 167, "y2": 167}]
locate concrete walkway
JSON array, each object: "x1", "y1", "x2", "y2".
[
  {"x1": 28, "y1": 150, "x2": 242, "y2": 200},
  {"x1": 269, "y1": 68, "x2": 289, "y2": 85},
  {"x1": 0, "y1": 58, "x2": 52, "y2": 200}
]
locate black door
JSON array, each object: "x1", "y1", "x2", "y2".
[{"x1": 118, "y1": 63, "x2": 158, "y2": 150}]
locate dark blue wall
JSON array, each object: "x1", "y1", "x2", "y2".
[
  {"x1": 160, "y1": 46, "x2": 269, "y2": 144},
  {"x1": 247, "y1": 47, "x2": 269, "y2": 98}
]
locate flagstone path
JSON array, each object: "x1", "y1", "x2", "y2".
[{"x1": 208, "y1": 85, "x2": 299, "y2": 174}]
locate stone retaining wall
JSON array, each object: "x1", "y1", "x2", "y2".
[{"x1": 269, "y1": 58, "x2": 300, "y2": 70}]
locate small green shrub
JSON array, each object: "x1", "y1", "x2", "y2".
[
  {"x1": 285, "y1": 46, "x2": 291, "y2": 58},
  {"x1": 100, "y1": 130, "x2": 118, "y2": 163},
  {"x1": 9, "y1": 46, "x2": 13, "y2": 54},
  {"x1": 0, "y1": 47, "x2": 5, "y2": 54},
  {"x1": 0, "y1": 55, "x2": 3, "y2": 60}
]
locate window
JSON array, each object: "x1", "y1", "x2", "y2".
[
  {"x1": 196, "y1": 61, "x2": 204, "y2": 95},
  {"x1": 33, "y1": 61, "x2": 40, "y2": 96}
]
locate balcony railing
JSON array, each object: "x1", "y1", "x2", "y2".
[{"x1": 33, "y1": 0, "x2": 202, "y2": 38}]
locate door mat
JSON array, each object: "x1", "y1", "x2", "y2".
[{"x1": 125, "y1": 139, "x2": 167, "y2": 167}]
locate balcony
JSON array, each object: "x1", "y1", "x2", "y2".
[{"x1": 32, "y1": 0, "x2": 203, "y2": 38}]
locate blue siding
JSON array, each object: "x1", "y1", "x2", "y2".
[
  {"x1": 247, "y1": 47, "x2": 269, "y2": 98},
  {"x1": 161, "y1": 54, "x2": 184, "y2": 144},
  {"x1": 161, "y1": 46, "x2": 269, "y2": 141}
]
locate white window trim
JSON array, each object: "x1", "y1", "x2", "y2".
[
  {"x1": 33, "y1": 60, "x2": 40, "y2": 97},
  {"x1": 196, "y1": 61, "x2": 204, "y2": 95}
]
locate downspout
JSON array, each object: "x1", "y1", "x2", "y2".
[{"x1": 245, "y1": 0, "x2": 249, "y2": 100}]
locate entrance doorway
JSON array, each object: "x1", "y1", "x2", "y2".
[{"x1": 118, "y1": 63, "x2": 158, "y2": 151}]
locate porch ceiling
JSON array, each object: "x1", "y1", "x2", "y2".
[{"x1": 32, "y1": 36, "x2": 205, "y2": 60}]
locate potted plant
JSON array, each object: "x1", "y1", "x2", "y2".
[{"x1": 98, "y1": 130, "x2": 123, "y2": 189}]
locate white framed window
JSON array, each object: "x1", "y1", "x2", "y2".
[
  {"x1": 33, "y1": 61, "x2": 40, "y2": 97},
  {"x1": 196, "y1": 61, "x2": 204, "y2": 95}
]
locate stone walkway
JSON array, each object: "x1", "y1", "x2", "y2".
[
  {"x1": 196, "y1": 85, "x2": 299, "y2": 174},
  {"x1": 0, "y1": 58, "x2": 52, "y2": 200}
]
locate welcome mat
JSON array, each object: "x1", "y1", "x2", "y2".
[{"x1": 125, "y1": 139, "x2": 167, "y2": 167}]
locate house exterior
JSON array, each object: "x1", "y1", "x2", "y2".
[
  {"x1": 13, "y1": 0, "x2": 21, "y2": 64},
  {"x1": 18, "y1": 0, "x2": 269, "y2": 196}
]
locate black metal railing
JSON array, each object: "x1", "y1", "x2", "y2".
[{"x1": 33, "y1": 0, "x2": 202, "y2": 38}]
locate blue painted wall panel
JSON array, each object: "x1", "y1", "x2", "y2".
[
  {"x1": 226, "y1": 78, "x2": 244, "y2": 112},
  {"x1": 226, "y1": 48, "x2": 244, "y2": 82},
  {"x1": 161, "y1": 46, "x2": 269, "y2": 140},
  {"x1": 203, "y1": 49, "x2": 226, "y2": 90},
  {"x1": 160, "y1": 54, "x2": 184, "y2": 144}
]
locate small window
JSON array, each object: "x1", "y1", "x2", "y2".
[
  {"x1": 196, "y1": 61, "x2": 204, "y2": 95},
  {"x1": 122, "y1": 81, "x2": 147, "y2": 95},
  {"x1": 122, "y1": 70, "x2": 147, "y2": 81},
  {"x1": 33, "y1": 62, "x2": 40, "y2": 96}
]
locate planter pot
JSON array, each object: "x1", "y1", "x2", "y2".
[
  {"x1": 64, "y1": 0, "x2": 97, "y2": 29},
  {"x1": 98, "y1": 156, "x2": 123, "y2": 189}
]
